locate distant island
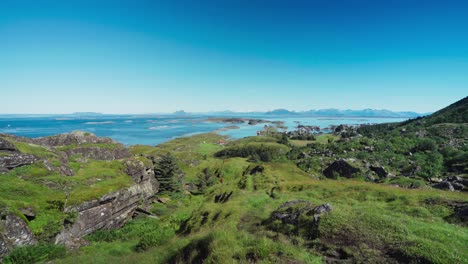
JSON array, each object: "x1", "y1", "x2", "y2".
[
  {"x1": 0, "y1": 108, "x2": 427, "y2": 118},
  {"x1": 193, "y1": 108, "x2": 427, "y2": 118},
  {"x1": 264, "y1": 108, "x2": 426, "y2": 118},
  {"x1": 70, "y1": 112, "x2": 103, "y2": 116}
]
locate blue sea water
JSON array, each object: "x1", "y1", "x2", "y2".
[{"x1": 0, "y1": 115, "x2": 407, "y2": 146}]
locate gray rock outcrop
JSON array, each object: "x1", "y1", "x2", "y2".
[
  {"x1": 32, "y1": 131, "x2": 114, "y2": 146},
  {"x1": 55, "y1": 159, "x2": 159, "y2": 249},
  {"x1": 432, "y1": 176, "x2": 467, "y2": 191},
  {"x1": 432, "y1": 181, "x2": 455, "y2": 191},
  {"x1": 323, "y1": 159, "x2": 361, "y2": 179},
  {"x1": 0, "y1": 213, "x2": 37, "y2": 260},
  {"x1": 0, "y1": 154, "x2": 38, "y2": 172},
  {"x1": 0, "y1": 138, "x2": 18, "y2": 153},
  {"x1": 271, "y1": 200, "x2": 332, "y2": 225},
  {"x1": 269, "y1": 200, "x2": 332, "y2": 239}
]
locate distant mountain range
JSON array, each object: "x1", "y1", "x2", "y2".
[
  {"x1": 195, "y1": 108, "x2": 428, "y2": 118},
  {"x1": 264, "y1": 108, "x2": 428, "y2": 118},
  {"x1": 0, "y1": 109, "x2": 428, "y2": 118}
]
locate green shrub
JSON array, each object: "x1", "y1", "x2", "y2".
[
  {"x1": 215, "y1": 143, "x2": 288, "y2": 162},
  {"x1": 414, "y1": 138, "x2": 437, "y2": 152},
  {"x1": 3, "y1": 244, "x2": 66, "y2": 264},
  {"x1": 134, "y1": 226, "x2": 175, "y2": 251}
]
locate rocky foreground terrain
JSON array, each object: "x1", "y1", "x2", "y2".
[{"x1": 0, "y1": 97, "x2": 467, "y2": 263}]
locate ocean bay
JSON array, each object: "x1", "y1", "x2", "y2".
[{"x1": 0, "y1": 115, "x2": 407, "y2": 146}]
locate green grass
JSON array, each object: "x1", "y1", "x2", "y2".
[
  {"x1": 290, "y1": 134, "x2": 338, "y2": 147},
  {"x1": 12, "y1": 141, "x2": 58, "y2": 158},
  {"x1": 289, "y1": 139, "x2": 315, "y2": 147},
  {"x1": 56, "y1": 143, "x2": 122, "y2": 152}
]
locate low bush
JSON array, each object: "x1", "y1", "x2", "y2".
[{"x1": 3, "y1": 244, "x2": 66, "y2": 264}]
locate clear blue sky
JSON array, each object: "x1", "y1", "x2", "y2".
[{"x1": 1, "y1": 0, "x2": 467, "y2": 114}]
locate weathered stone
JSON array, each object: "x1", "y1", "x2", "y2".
[
  {"x1": 445, "y1": 176, "x2": 463, "y2": 182},
  {"x1": 451, "y1": 182, "x2": 465, "y2": 191},
  {"x1": 55, "y1": 173, "x2": 159, "y2": 249},
  {"x1": 432, "y1": 181, "x2": 455, "y2": 191},
  {"x1": 271, "y1": 200, "x2": 332, "y2": 225},
  {"x1": 0, "y1": 154, "x2": 37, "y2": 171},
  {"x1": 269, "y1": 200, "x2": 332, "y2": 239},
  {"x1": 125, "y1": 159, "x2": 155, "y2": 184},
  {"x1": 429, "y1": 177, "x2": 442, "y2": 183},
  {"x1": 0, "y1": 138, "x2": 18, "y2": 152},
  {"x1": 0, "y1": 213, "x2": 37, "y2": 260},
  {"x1": 323, "y1": 159, "x2": 361, "y2": 179}
]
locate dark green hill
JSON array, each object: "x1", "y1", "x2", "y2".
[
  {"x1": 358, "y1": 96, "x2": 468, "y2": 137},
  {"x1": 421, "y1": 96, "x2": 468, "y2": 125}
]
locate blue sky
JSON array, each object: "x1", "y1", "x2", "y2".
[{"x1": 1, "y1": 0, "x2": 467, "y2": 114}]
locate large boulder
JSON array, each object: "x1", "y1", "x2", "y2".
[{"x1": 323, "y1": 159, "x2": 361, "y2": 179}]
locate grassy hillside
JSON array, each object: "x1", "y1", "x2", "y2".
[
  {"x1": 1, "y1": 98, "x2": 467, "y2": 264},
  {"x1": 46, "y1": 128, "x2": 467, "y2": 264}
]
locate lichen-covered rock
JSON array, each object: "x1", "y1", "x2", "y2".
[
  {"x1": 125, "y1": 159, "x2": 155, "y2": 184},
  {"x1": 0, "y1": 154, "x2": 38, "y2": 171},
  {"x1": 323, "y1": 159, "x2": 361, "y2": 179},
  {"x1": 0, "y1": 213, "x2": 37, "y2": 260},
  {"x1": 55, "y1": 170, "x2": 159, "y2": 249}
]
